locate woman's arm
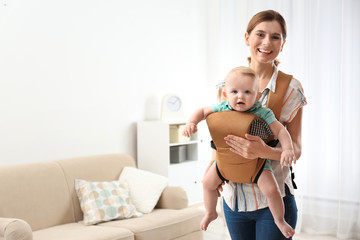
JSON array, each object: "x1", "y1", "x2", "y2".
[
  {"x1": 268, "y1": 120, "x2": 293, "y2": 152},
  {"x1": 268, "y1": 120, "x2": 296, "y2": 166},
  {"x1": 286, "y1": 108, "x2": 303, "y2": 161},
  {"x1": 224, "y1": 108, "x2": 303, "y2": 162}
]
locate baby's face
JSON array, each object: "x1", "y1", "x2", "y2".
[{"x1": 224, "y1": 73, "x2": 259, "y2": 112}]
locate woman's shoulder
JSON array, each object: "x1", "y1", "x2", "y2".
[
  {"x1": 277, "y1": 70, "x2": 304, "y2": 90},
  {"x1": 280, "y1": 76, "x2": 307, "y2": 123},
  {"x1": 277, "y1": 69, "x2": 305, "y2": 95},
  {"x1": 289, "y1": 77, "x2": 305, "y2": 93},
  {"x1": 288, "y1": 76, "x2": 307, "y2": 105}
]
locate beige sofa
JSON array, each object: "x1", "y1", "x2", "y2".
[{"x1": 0, "y1": 154, "x2": 204, "y2": 240}]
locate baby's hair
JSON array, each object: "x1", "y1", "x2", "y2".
[{"x1": 224, "y1": 66, "x2": 259, "y2": 91}]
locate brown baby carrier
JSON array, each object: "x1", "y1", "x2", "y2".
[{"x1": 206, "y1": 71, "x2": 292, "y2": 183}]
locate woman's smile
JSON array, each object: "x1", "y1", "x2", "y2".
[{"x1": 258, "y1": 48, "x2": 273, "y2": 54}]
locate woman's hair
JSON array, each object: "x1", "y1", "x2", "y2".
[{"x1": 246, "y1": 10, "x2": 287, "y2": 66}]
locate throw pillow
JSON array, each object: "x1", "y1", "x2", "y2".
[
  {"x1": 75, "y1": 179, "x2": 142, "y2": 225},
  {"x1": 119, "y1": 167, "x2": 168, "y2": 214}
]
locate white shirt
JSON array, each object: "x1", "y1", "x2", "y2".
[{"x1": 221, "y1": 66, "x2": 307, "y2": 212}]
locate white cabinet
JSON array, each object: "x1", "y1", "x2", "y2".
[{"x1": 137, "y1": 121, "x2": 210, "y2": 205}]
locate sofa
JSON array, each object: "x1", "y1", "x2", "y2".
[{"x1": 0, "y1": 153, "x2": 204, "y2": 240}]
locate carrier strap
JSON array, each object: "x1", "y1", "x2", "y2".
[
  {"x1": 266, "y1": 71, "x2": 292, "y2": 120},
  {"x1": 267, "y1": 71, "x2": 298, "y2": 189}
]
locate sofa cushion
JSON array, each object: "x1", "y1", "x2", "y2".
[
  {"x1": 75, "y1": 179, "x2": 142, "y2": 225},
  {"x1": 56, "y1": 154, "x2": 136, "y2": 222},
  {"x1": 0, "y1": 162, "x2": 74, "y2": 231},
  {"x1": 99, "y1": 208, "x2": 204, "y2": 240},
  {"x1": 32, "y1": 222, "x2": 134, "y2": 240},
  {"x1": 155, "y1": 186, "x2": 188, "y2": 210},
  {"x1": 119, "y1": 167, "x2": 168, "y2": 213}
]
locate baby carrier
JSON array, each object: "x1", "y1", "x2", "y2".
[{"x1": 206, "y1": 71, "x2": 292, "y2": 183}]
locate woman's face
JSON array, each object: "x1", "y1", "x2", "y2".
[{"x1": 245, "y1": 20, "x2": 286, "y2": 65}]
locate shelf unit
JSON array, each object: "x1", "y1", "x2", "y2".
[{"x1": 137, "y1": 121, "x2": 210, "y2": 205}]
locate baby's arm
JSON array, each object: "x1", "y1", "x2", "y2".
[
  {"x1": 183, "y1": 106, "x2": 214, "y2": 137},
  {"x1": 268, "y1": 121, "x2": 295, "y2": 166}
]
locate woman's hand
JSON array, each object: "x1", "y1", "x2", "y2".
[
  {"x1": 224, "y1": 133, "x2": 269, "y2": 159},
  {"x1": 216, "y1": 181, "x2": 228, "y2": 197}
]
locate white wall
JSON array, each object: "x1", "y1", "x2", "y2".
[{"x1": 0, "y1": 0, "x2": 216, "y2": 165}]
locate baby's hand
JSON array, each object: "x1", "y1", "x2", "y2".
[
  {"x1": 182, "y1": 123, "x2": 197, "y2": 137},
  {"x1": 280, "y1": 149, "x2": 296, "y2": 167}
]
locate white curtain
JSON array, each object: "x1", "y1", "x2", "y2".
[{"x1": 215, "y1": 0, "x2": 360, "y2": 239}]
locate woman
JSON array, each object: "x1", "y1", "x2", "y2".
[{"x1": 216, "y1": 10, "x2": 307, "y2": 240}]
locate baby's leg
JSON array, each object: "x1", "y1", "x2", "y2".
[
  {"x1": 257, "y1": 170, "x2": 295, "y2": 238},
  {"x1": 201, "y1": 164, "x2": 223, "y2": 231}
]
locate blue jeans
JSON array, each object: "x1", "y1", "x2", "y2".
[{"x1": 223, "y1": 185, "x2": 297, "y2": 240}]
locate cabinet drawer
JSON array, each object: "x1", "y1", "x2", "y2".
[{"x1": 169, "y1": 161, "x2": 203, "y2": 204}]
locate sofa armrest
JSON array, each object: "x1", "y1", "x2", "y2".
[
  {"x1": 156, "y1": 186, "x2": 189, "y2": 209},
  {"x1": 0, "y1": 218, "x2": 33, "y2": 240}
]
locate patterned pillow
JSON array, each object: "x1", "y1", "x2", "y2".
[{"x1": 75, "y1": 179, "x2": 142, "y2": 225}]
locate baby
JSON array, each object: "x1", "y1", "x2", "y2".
[{"x1": 183, "y1": 66, "x2": 295, "y2": 238}]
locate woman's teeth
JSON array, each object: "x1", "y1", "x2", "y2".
[{"x1": 258, "y1": 49, "x2": 272, "y2": 53}]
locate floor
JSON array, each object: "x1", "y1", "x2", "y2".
[{"x1": 203, "y1": 216, "x2": 345, "y2": 240}]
